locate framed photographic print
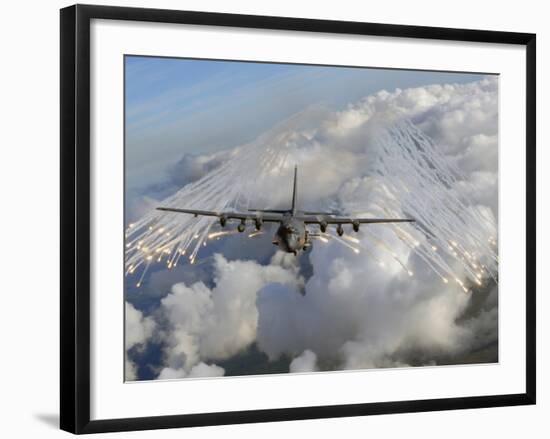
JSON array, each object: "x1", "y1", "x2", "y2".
[{"x1": 60, "y1": 4, "x2": 536, "y2": 434}]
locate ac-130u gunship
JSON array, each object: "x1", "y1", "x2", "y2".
[{"x1": 157, "y1": 166, "x2": 415, "y2": 254}]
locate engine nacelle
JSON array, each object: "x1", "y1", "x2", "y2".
[
  {"x1": 320, "y1": 221, "x2": 328, "y2": 233},
  {"x1": 255, "y1": 218, "x2": 263, "y2": 231},
  {"x1": 219, "y1": 215, "x2": 227, "y2": 227},
  {"x1": 237, "y1": 221, "x2": 246, "y2": 233},
  {"x1": 352, "y1": 221, "x2": 360, "y2": 233},
  {"x1": 337, "y1": 224, "x2": 344, "y2": 236}
]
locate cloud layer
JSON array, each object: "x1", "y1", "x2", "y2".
[
  {"x1": 125, "y1": 302, "x2": 156, "y2": 380},
  {"x1": 125, "y1": 77, "x2": 499, "y2": 380},
  {"x1": 154, "y1": 253, "x2": 303, "y2": 379}
]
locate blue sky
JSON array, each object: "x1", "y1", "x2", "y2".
[{"x1": 125, "y1": 56, "x2": 487, "y2": 191}]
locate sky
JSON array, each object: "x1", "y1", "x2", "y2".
[
  {"x1": 124, "y1": 56, "x2": 498, "y2": 382},
  {"x1": 125, "y1": 56, "x2": 487, "y2": 192}
]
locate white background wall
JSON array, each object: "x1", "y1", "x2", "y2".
[{"x1": 0, "y1": 0, "x2": 546, "y2": 437}]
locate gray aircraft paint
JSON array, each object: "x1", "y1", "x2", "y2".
[{"x1": 157, "y1": 166, "x2": 414, "y2": 255}]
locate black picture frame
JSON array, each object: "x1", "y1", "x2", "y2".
[{"x1": 60, "y1": 4, "x2": 536, "y2": 434}]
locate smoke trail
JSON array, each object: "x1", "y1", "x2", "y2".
[{"x1": 125, "y1": 117, "x2": 497, "y2": 290}]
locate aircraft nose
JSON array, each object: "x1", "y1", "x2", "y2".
[{"x1": 286, "y1": 233, "x2": 298, "y2": 249}]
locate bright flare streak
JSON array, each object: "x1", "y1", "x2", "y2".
[
  {"x1": 208, "y1": 231, "x2": 233, "y2": 239},
  {"x1": 343, "y1": 235, "x2": 360, "y2": 244},
  {"x1": 136, "y1": 260, "x2": 151, "y2": 287},
  {"x1": 125, "y1": 118, "x2": 498, "y2": 287},
  {"x1": 329, "y1": 234, "x2": 361, "y2": 254}
]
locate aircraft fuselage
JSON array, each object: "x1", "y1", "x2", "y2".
[
  {"x1": 274, "y1": 214, "x2": 308, "y2": 254},
  {"x1": 156, "y1": 165, "x2": 414, "y2": 258}
]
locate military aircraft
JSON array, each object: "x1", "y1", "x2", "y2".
[{"x1": 157, "y1": 166, "x2": 415, "y2": 254}]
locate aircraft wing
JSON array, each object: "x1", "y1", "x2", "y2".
[
  {"x1": 298, "y1": 215, "x2": 415, "y2": 225},
  {"x1": 156, "y1": 207, "x2": 283, "y2": 223}
]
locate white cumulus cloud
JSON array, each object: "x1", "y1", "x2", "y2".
[
  {"x1": 127, "y1": 77, "x2": 499, "y2": 379},
  {"x1": 290, "y1": 350, "x2": 318, "y2": 373},
  {"x1": 125, "y1": 302, "x2": 156, "y2": 380},
  {"x1": 155, "y1": 253, "x2": 303, "y2": 379}
]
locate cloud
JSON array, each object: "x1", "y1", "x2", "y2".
[
  {"x1": 154, "y1": 253, "x2": 302, "y2": 378},
  {"x1": 125, "y1": 354, "x2": 138, "y2": 381},
  {"x1": 289, "y1": 350, "x2": 318, "y2": 373},
  {"x1": 168, "y1": 151, "x2": 230, "y2": 188},
  {"x1": 256, "y1": 237, "x2": 496, "y2": 370},
  {"x1": 126, "y1": 302, "x2": 156, "y2": 349},
  {"x1": 158, "y1": 362, "x2": 225, "y2": 380},
  {"x1": 126, "y1": 77, "x2": 499, "y2": 378},
  {"x1": 125, "y1": 302, "x2": 156, "y2": 380}
]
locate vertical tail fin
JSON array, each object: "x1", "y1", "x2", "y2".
[{"x1": 291, "y1": 165, "x2": 298, "y2": 214}]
